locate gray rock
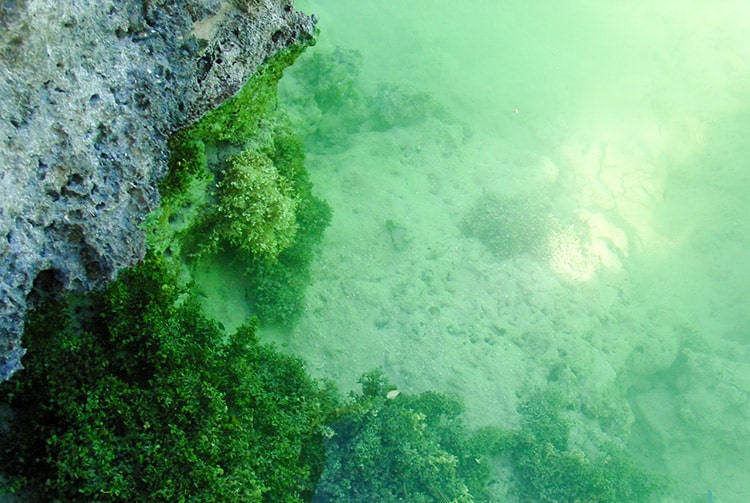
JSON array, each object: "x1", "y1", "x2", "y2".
[{"x1": 0, "y1": 0, "x2": 315, "y2": 380}]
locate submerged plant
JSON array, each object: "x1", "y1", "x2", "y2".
[
  {"x1": 313, "y1": 369, "x2": 493, "y2": 502},
  {"x1": 0, "y1": 256, "x2": 338, "y2": 502},
  {"x1": 159, "y1": 136, "x2": 209, "y2": 204},
  {"x1": 153, "y1": 41, "x2": 331, "y2": 328},
  {"x1": 501, "y1": 388, "x2": 669, "y2": 502},
  {"x1": 215, "y1": 149, "x2": 299, "y2": 260}
]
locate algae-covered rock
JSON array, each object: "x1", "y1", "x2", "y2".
[
  {"x1": 0, "y1": 0, "x2": 315, "y2": 379},
  {"x1": 157, "y1": 39, "x2": 331, "y2": 328}
]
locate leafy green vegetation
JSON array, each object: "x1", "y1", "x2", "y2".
[
  {"x1": 215, "y1": 149, "x2": 299, "y2": 260},
  {"x1": 498, "y1": 388, "x2": 669, "y2": 502},
  {"x1": 0, "y1": 256, "x2": 338, "y2": 502},
  {"x1": 313, "y1": 369, "x2": 494, "y2": 502},
  {"x1": 154, "y1": 40, "x2": 331, "y2": 327}
]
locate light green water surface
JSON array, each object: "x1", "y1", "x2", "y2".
[{"x1": 203, "y1": 1, "x2": 750, "y2": 500}]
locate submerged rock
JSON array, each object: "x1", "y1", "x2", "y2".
[{"x1": 0, "y1": 0, "x2": 315, "y2": 379}]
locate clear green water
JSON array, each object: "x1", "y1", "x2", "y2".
[{"x1": 215, "y1": 1, "x2": 750, "y2": 500}]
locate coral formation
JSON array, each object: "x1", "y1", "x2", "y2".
[{"x1": 460, "y1": 193, "x2": 550, "y2": 259}]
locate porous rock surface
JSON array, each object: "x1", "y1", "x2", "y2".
[{"x1": 0, "y1": 0, "x2": 315, "y2": 379}]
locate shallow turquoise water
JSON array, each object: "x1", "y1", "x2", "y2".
[{"x1": 275, "y1": 1, "x2": 750, "y2": 500}]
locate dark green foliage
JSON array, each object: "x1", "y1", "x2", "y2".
[
  {"x1": 0, "y1": 256, "x2": 338, "y2": 502},
  {"x1": 244, "y1": 251, "x2": 308, "y2": 327},
  {"x1": 244, "y1": 130, "x2": 332, "y2": 326},
  {"x1": 184, "y1": 43, "x2": 312, "y2": 146},
  {"x1": 313, "y1": 369, "x2": 493, "y2": 503},
  {"x1": 159, "y1": 135, "x2": 208, "y2": 202},
  {"x1": 501, "y1": 389, "x2": 668, "y2": 502},
  {"x1": 157, "y1": 41, "x2": 331, "y2": 329}
]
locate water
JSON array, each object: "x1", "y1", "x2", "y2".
[{"x1": 265, "y1": 1, "x2": 749, "y2": 500}]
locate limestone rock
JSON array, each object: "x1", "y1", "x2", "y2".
[{"x1": 0, "y1": 0, "x2": 315, "y2": 379}]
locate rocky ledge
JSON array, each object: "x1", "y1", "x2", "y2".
[{"x1": 0, "y1": 0, "x2": 315, "y2": 379}]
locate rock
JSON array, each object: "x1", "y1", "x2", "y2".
[
  {"x1": 0, "y1": 0, "x2": 315, "y2": 380},
  {"x1": 678, "y1": 349, "x2": 750, "y2": 443},
  {"x1": 385, "y1": 219, "x2": 413, "y2": 251}
]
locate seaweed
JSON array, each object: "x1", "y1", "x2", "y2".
[{"x1": 0, "y1": 255, "x2": 339, "y2": 501}]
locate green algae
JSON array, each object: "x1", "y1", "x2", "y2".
[
  {"x1": 0, "y1": 255, "x2": 338, "y2": 501},
  {"x1": 214, "y1": 149, "x2": 299, "y2": 260},
  {"x1": 182, "y1": 43, "x2": 311, "y2": 147},
  {"x1": 502, "y1": 388, "x2": 668, "y2": 502},
  {"x1": 314, "y1": 369, "x2": 492, "y2": 502},
  {"x1": 149, "y1": 38, "x2": 331, "y2": 327}
]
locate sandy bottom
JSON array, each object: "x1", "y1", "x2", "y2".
[{"x1": 194, "y1": 2, "x2": 750, "y2": 500}]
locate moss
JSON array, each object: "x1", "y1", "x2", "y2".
[
  {"x1": 313, "y1": 369, "x2": 494, "y2": 502},
  {"x1": 0, "y1": 255, "x2": 339, "y2": 502},
  {"x1": 153, "y1": 38, "x2": 330, "y2": 328},
  {"x1": 214, "y1": 149, "x2": 299, "y2": 260},
  {"x1": 159, "y1": 135, "x2": 209, "y2": 203},
  {"x1": 500, "y1": 388, "x2": 669, "y2": 502}
]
